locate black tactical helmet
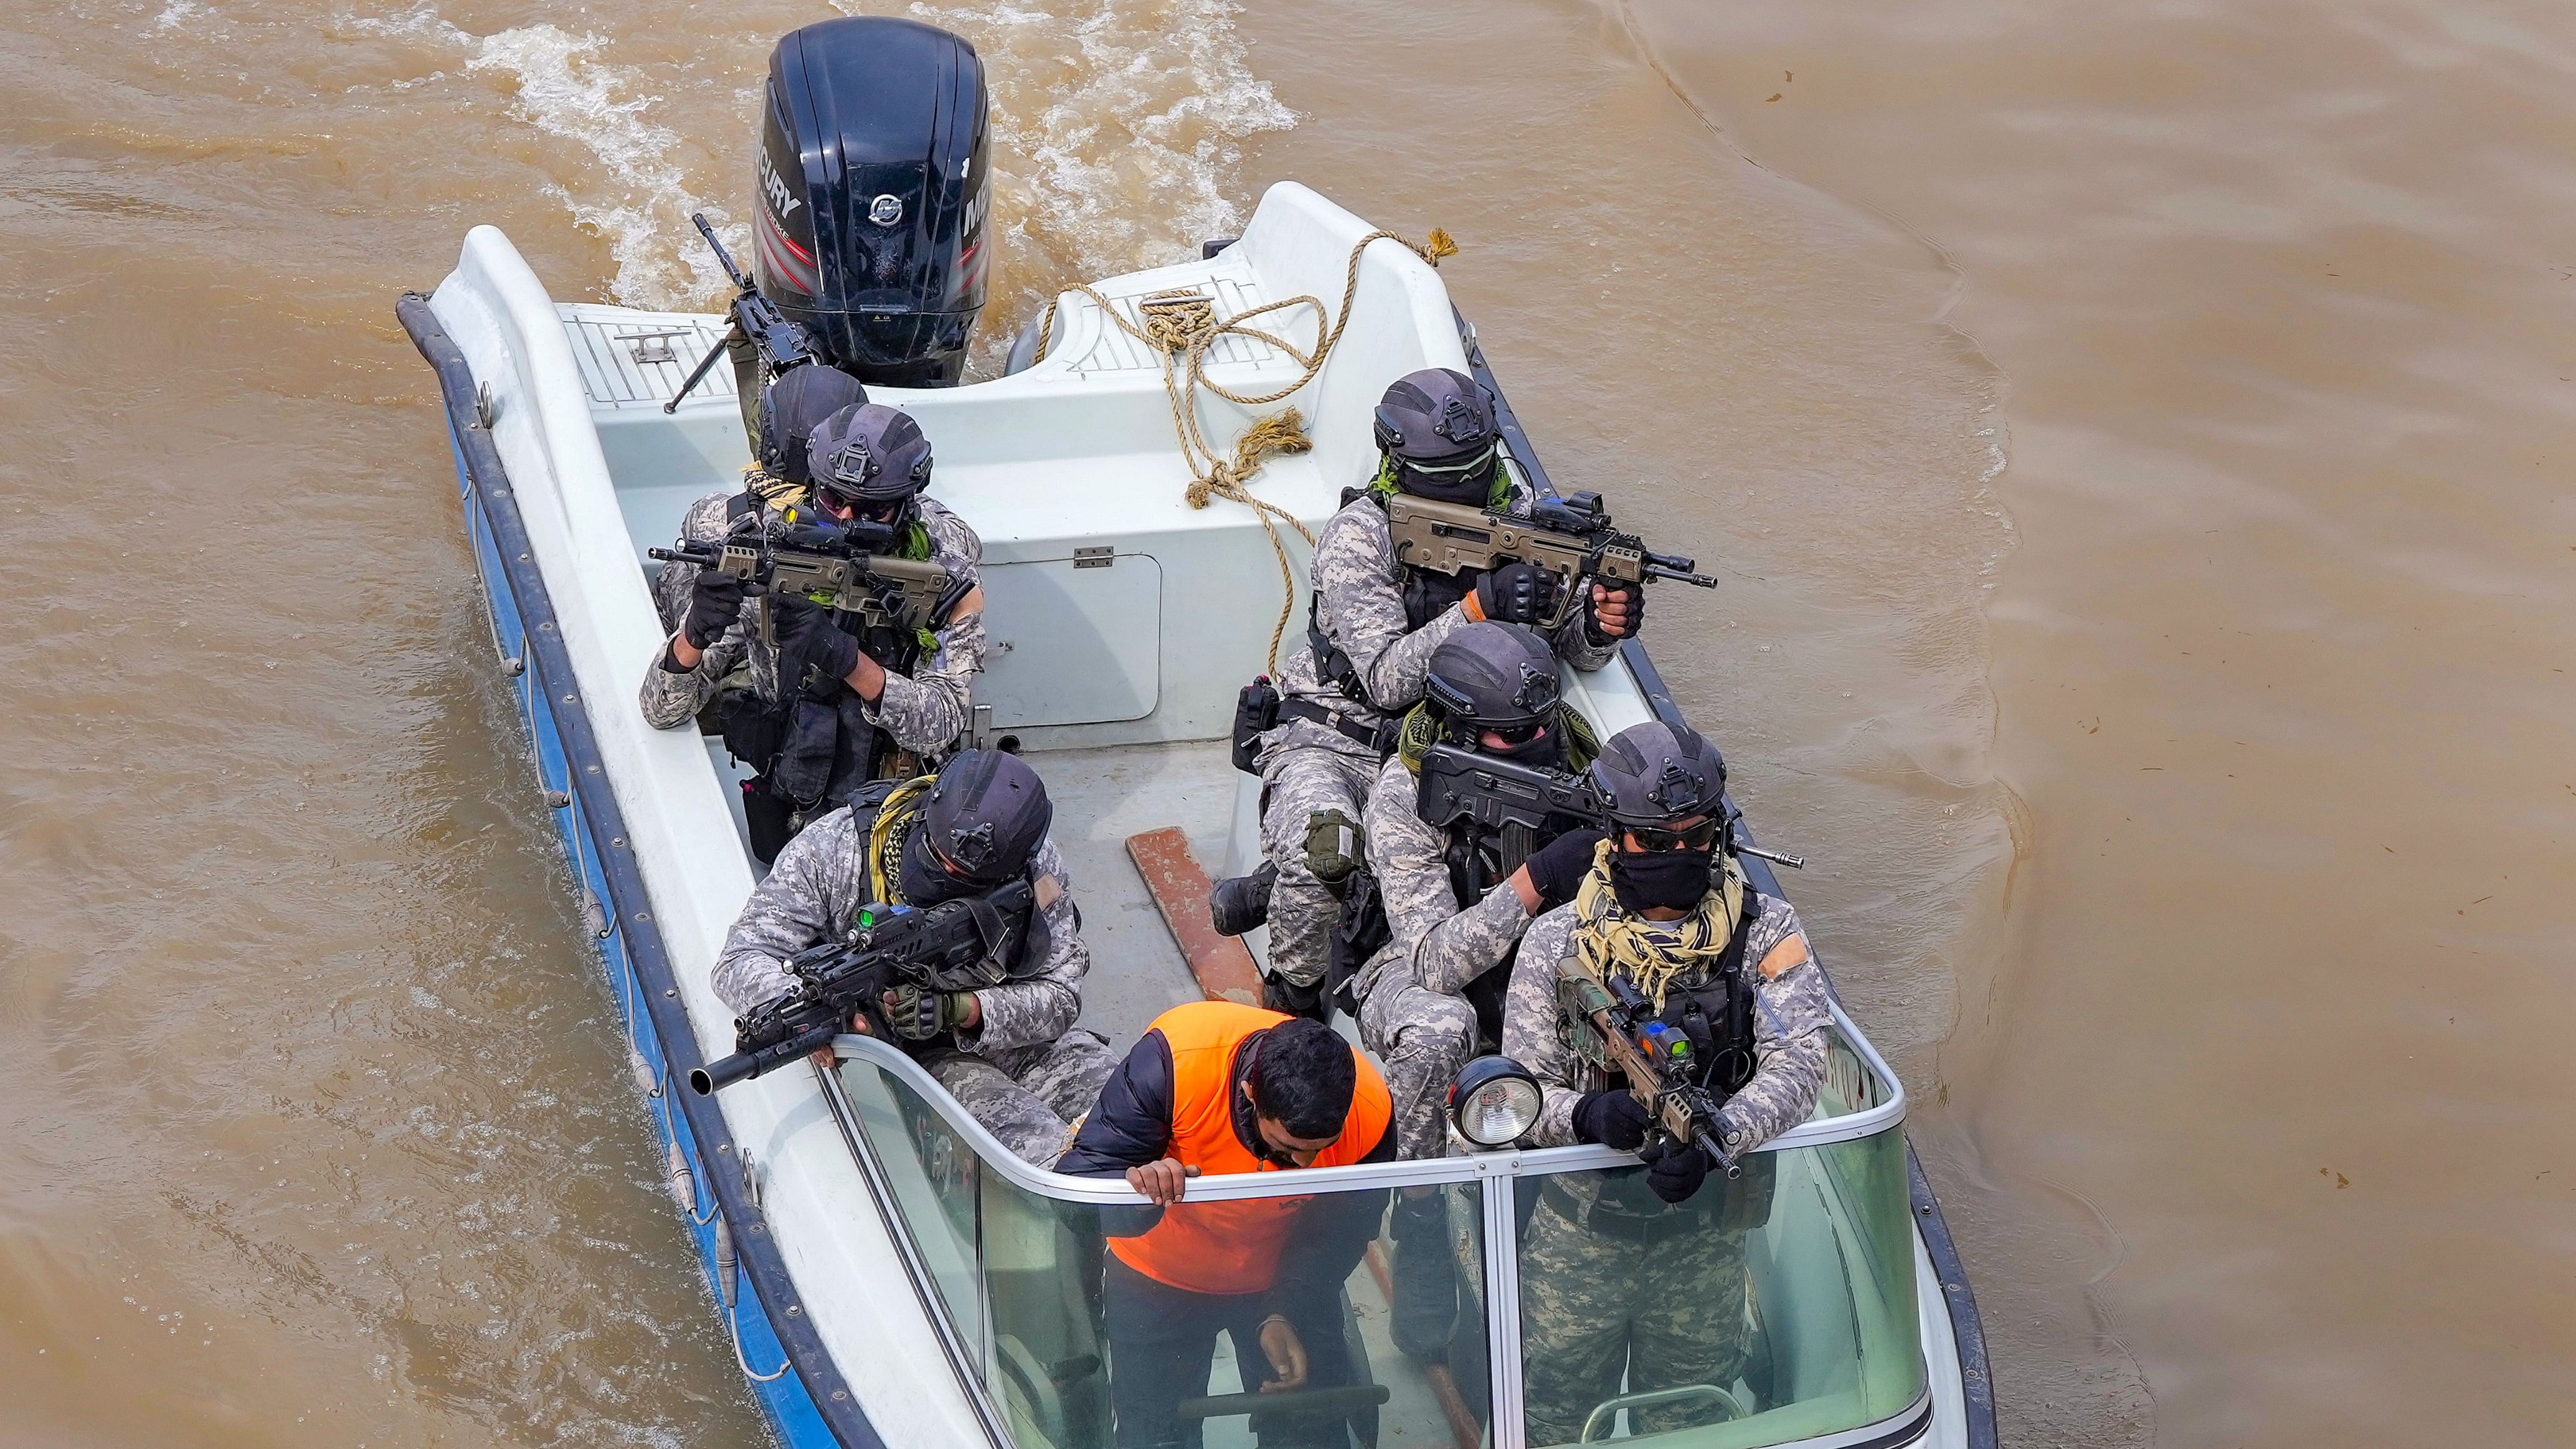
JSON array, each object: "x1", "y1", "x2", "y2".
[
  {"x1": 1373, "y1": 367, "x2": 1499, "y2": 503},
  {"x1": 1587, "y1": 720, "x2": 1727, "y2": 828},
  {"x1": 757, "y1": 366, "x2": 870, "y2": 484},
  {"x1": 807, "y1": 402, "x2": 934, "y2": 507},
  {"x1": 919, "y1": 748, "x2": 1054, "y2": 887},
  {"x1": 1424, "y1": 622, "x2": 1560, "y2": 737}
]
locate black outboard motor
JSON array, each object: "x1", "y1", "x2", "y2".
[{"x1": 754, "y1": 17, "x2": 992, "y2": 387}]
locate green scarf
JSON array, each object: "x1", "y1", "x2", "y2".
[{"x1": 1396, "y1": 701, "x2": 1601, "y2": 775}]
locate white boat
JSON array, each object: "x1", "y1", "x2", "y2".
[{"x1": 402, "y1": 161, "x2": 1994, "y2": 1449}]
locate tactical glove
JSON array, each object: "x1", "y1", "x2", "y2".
[
  {"x1": 1642, "y1": 1138, "x2": 1712, "y2": 1205},
  {"x1": 1571, "y1": 1088, "x2": 1650, "y2": 1151},
  {"x1": 1584, "y1": 580, "x2": 1643, "y2": 644},
  {"x1": 883, "y1": 983, "x2": 973, "y2": 1041},
  {"x1": 1523, "y1": 828, "x2": 1609, "y2": 910},
  {"x1": 682, "y1": 569, "x2": 747, "y2": 649},
  {"x1": 1474, "y1": 562, "x2": 1559, "y2": 627},
  {"x1": 774, "y1": 595, "x2": 864, "y2": 684}
]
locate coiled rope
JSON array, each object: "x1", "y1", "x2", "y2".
[{"x1": 1033, "y1": 228, "x2": 1457, "y2": 672}]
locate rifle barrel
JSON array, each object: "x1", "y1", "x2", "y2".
[
  {"x1": 1737, "y1": 844, "x2": 1806, "y2": 871},
  {"x1": 1693, "y1": 1128, "x2": 1743, "y2": 1180}
]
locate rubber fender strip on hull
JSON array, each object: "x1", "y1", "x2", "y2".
[
  {"x1": 1909, "y1": 1144, "x2": 2000, "y2": 1449},
  {"x1": 397, "y1": 293, "x2": 881, "y2": 1449},
  {"x1": 1616, "y1": 581, "x2": 2001, "y2": 1449}
]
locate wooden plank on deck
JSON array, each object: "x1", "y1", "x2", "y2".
[{"x1": 1125, "y1": 827, "x2": 1264, "y2": 1007}]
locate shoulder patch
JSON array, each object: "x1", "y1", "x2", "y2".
[
  {"x1": 1758, "y1": 932, "x2": 1810, "y2": 981},
  {"x1": 1034, "y1": 874, "x2": 1065, "y2": 912}
]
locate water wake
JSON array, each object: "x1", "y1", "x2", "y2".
[{"x1": 463, "y1": 24, "x2": 737, "y2": 309}]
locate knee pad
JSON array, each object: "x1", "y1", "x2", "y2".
[{"x1": 1304, "y1": 807, "x2": 1363, "y2": 890}]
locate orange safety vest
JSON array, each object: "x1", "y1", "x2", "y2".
[{"x1": 1107, "y1": 1002, "x2": 1393, "y2": 1296}]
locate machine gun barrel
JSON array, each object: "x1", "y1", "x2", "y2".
[
  {"x1": 663, "y1": 211, "x2": 820, "y2": 414},
  {"x1": 694, "y1": 211, "x2": 754, "y2": 291}
]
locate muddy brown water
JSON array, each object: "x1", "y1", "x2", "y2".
[{"x1": 3, "y1": 0, "x2": 2570, "y2": 1443}]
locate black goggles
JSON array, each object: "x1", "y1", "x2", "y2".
[
  {"x1": 1624, "y1": 816, "x2": 1725, "y2": 853},
  {"x1": 815, "y1": 480, "x2": 908, "y2": 521}
]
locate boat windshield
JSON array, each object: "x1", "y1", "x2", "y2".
[{"x1": 825, "y1": 1011, "x2": 1924, "y2": 1449}]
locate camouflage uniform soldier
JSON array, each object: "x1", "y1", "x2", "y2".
[
  {"x1": 1247, "y1": 367, "x2": 1636, "y2": 1006},
  {"x1": 643, "y1": 397, "x2": 988, "y2": 861},
  {"x1": 713, "y1": 750, "x2": 1116, "y2": 1163},
  {"x1": 1353, "y1": 621, "x2": 1610, "y2": 1359},
  {"x1": 1498, "y1": 721, "x2": 1831, "y2": 1445}
]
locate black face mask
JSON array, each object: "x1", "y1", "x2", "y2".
[
  {"x1": 1609, "y1": 845, "x2": 1714, "y2": 914},
  {"x1": 1487, "y1": 724, "x2": 1561, "y2": 768},
  {"x1": 1395, "y1": 456, "x2": 1497, "y2": 506},
  {"x1": 899, "y1": 826, "x2": 980, "y2": 907}
]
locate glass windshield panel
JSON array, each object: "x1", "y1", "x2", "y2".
[
  {"x1": 841, "y1": 1056, "x2": 1495, "y2": 1449},
  {"x1": 1812, "y1": 1028, "x2": 1892, "y2": 1121},
  {"x1": 1513, "y1": 1126, "x2": 1922, "y2": 1448}
]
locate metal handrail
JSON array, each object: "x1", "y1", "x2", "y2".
[{"x1": 822, "y1": 994, "x2": 1905, "y2": 1206}]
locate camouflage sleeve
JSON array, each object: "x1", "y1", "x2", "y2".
[
  {"x1": 710, "y1": 809, "x2": 864, "y2": 1017},
  {"x1": 1315, "y1": 503, "x2": 1467, "y2": 711},
  {"x1": 1500, "y1": 906, "x2": 1590, "y2": 1147},
  {"x1": 1363, "y1": 758, "x2": 1458, "y2": 968},
  {"x1": 638, "y1": 491, "x2": 752, "y2": 730},
  {"x1": 1547, "y1": 598, "x2": 1617, "y2": 674},
  {"x1": 1713, "y1": 894, "x2": 1831, "y2": 1154},
  {"x1": 861, "y1": 504, "x2": 986, "y2": 754},
  {"x1": 959, "y1": 837, "x2": 1085, "y2": 1054}
]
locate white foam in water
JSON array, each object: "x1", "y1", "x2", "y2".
[
  {"x1": 464, "y1": 24, "x2": 736, "y2": 308},
  {"x1": 888, "y1": 0, "x2": 1295, "y2": 301}
]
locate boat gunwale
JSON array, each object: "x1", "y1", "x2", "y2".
[{"x1": 399, "y1": 291, "x2": 878, "y2": 1449}]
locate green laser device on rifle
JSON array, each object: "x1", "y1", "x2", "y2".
[{"x1": 1385, "y1": 489, "x2": 1720, "y2": 633}]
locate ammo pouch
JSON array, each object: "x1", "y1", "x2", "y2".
[
  {"x1": 1232, "y1": 676, "x2": 1281, "y2": 775},
  {"x1": 771, "y1": 695, "x2": 843, "y2": 808},
  {"x1": 719, "y1": 691, "x2": 787, "y2": 775}
]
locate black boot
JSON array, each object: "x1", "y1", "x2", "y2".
[
  {"x1": 1209, "y1": 860, "x2": 1277, "y2": 937},
  {"x1": 1388, "y1": 1189, "x2": 1457, "y2": 1362}
]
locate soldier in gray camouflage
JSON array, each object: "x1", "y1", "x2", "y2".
[
  {"x1": 712, "y1": 750, "x2": 1115, "y2": 1164},
  {"x1": 1251, "y1": 368, "x2": 1635, "y2": 1000},
  {"x1": 1497, "y1": 720, "x2": 1831, "y2": 1443},
  {"x1": 642, "y1": 397, "x2": 988, "y2": 861}
]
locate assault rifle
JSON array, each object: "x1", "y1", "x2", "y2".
[
  {"x1": 1556, "y1": 960, "x2": 1744, "y2": 1179},
  {"x1": 1416, "y1": 743, "x2": 1805, "y2": 873},
  {"x1": 648, "y1": 517, "x2": 953, "y2": 644},
  {"x1": 1384, "y1": 489, "x2": 1720, "y2": 633},
  {"x1": 665, "y1": 211, "x2": 822, "y2": 415},
  {"x1": 689, "y1": 878, "x2": 1033, "y2": 1094}
]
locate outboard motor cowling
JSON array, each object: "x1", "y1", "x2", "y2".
[{"x1": 755, "y1": 17, "x2": 992, "y2": 387}]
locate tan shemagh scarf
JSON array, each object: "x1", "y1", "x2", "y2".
[{"x1": 1570, "y1": 839, "x2": 1746, "y2": 1009}]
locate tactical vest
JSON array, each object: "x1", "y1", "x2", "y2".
[
  {"x1": 843, "y1": 778, "x2": 1046, "y2": 989},
  {"x1": 717, "y1": 494, "x2": 945, "y2": 806},
  {"x1": 1437, "y1": 812, "x2": 1573, "y2": 1050},
  {"x1": 1559, "y1": 891, "x2": 1764, "y2": 1102}
]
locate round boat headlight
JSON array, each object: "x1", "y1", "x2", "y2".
[{"x1": 1448, "y1": 1056, "x2": 1543, "y2": 1149}]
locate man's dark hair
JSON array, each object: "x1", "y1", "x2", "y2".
[{"x1": 1249, "y1": 1018, "x2": 1357, "y2": 1141}]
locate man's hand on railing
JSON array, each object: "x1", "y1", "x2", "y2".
[{"x1": 1125, "y1": 1157, "x2": 1201, "y2": 1204}]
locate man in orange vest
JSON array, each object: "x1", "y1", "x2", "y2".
[{"x1": 1058, "y1": 1002, "x2": 1395, "y2": 1448}]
